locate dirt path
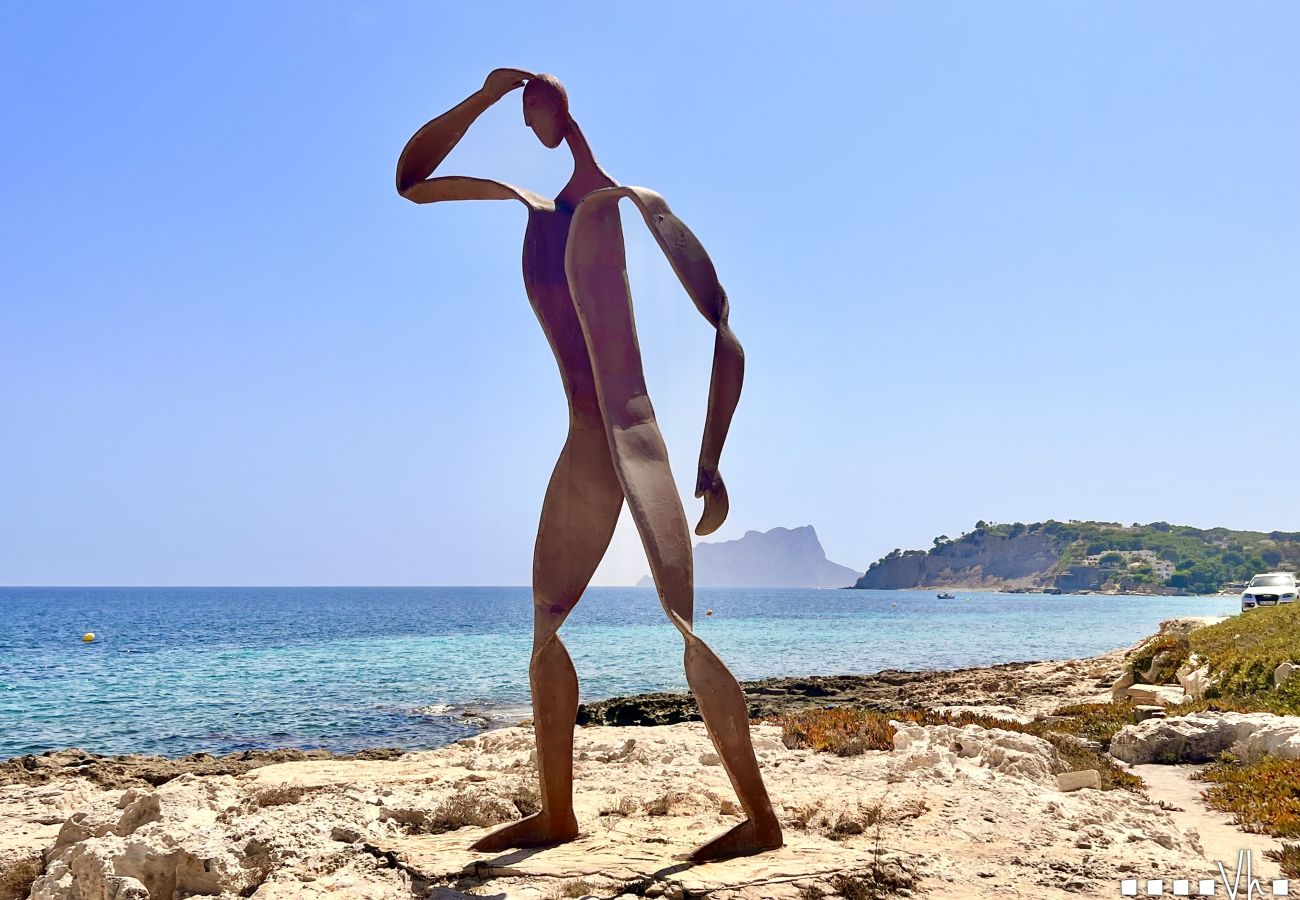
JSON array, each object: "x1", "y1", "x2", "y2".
[{"x1": 1132, "y1": 763, "x2": 1285, "y2": 883}]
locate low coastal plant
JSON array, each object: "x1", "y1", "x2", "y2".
[
  {"x1": 768, "y1": 708, "x2": 927, "y2": 755},
  {"x1": 1189, "y1": 605, "x2": 1300, "y2": 713},
  {"x1": 1196, "y1": 755, "x2": 1300, "y2": 840},
  {"x1": 1127, "y1": 634, "x2": 1190, "y2": 685},
  {"x1": 1266, "y1": 843, "x2": 1300, "y2": 880},
  {"x1": 1050, "y1": 701, "x2": 1139, "y2": 747}
]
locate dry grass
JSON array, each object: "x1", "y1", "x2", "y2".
[
  {"x1": 830, "y1": 863, "x2": 915, "y2": 899},
  {"x1": 599, "y1": 795, "x2": 639, "y2": 818},
  {"x1": 252, "y1": 783, "x2": 316, "y2": 808},
  {"x1": 643, "y1": 790, "x2": 691, "y2": 817},
  {"x1": 423, "y1": 791, "x2": 516, "y2": 833},
  {"x1": 216, "y1": 782, "x2": 328, "y2": 823},
  {"x1": 1197, "y1": 755, "x2": 1300, "y2": 838},
  {"x1": 1042, "y1": 732, "x2": 1145, "y2": 792},
  {"x1": 507, "y1": 780, "x2": 541, "y2": 817},
  {"x1": 547, "y1": 879, "x2": 599, "y2": 899},
  {"x1": 0, "y1": 855, "x2": 41, "y2": 900},
  {"x1": 786, "y1": 797, "x2": 926, "y2": 841}
]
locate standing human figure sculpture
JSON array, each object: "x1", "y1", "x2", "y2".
[{"x1": 396, "y1": 68, "x2": 782, "y2": 862}]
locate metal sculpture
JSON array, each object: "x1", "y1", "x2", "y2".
[{"x1": 396, "y1": 69, "x2": 781, "y2": 862}]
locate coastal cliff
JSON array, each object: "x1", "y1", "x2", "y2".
[
  {"x1": 637, "y1": 525, "x2": 861, "y2": 589},
  {"x1": 856, "y1": 529, "x2": 1062, "y2": 590},
  {"x1": 854, "y1": 520, "x2": 1300, "y2": 593}
]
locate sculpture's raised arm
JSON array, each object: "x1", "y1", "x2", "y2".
[
  {"x1": 567, "y1": 186, "x2": 744, "y2": 536},
  {"x1": 396, "y1": 68, "x2": 552, "y2": 211}
]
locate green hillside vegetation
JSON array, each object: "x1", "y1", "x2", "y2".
[{"x1": 937, "y1": 520, "x2": 1300, "y2": 594}]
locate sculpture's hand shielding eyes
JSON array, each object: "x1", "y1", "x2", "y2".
[
  {"x1": 482, "y1": 68, "x2": 533, "y2": 101},
  {"x1": 694, "y1": 466, "x2": 729, "y2": 536}
]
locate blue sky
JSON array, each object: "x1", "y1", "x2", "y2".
[{"x1": 2, "y1": 3, "x2": 1297, "y2": 586}]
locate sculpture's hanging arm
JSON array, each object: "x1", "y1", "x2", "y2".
[
  {"x1": 568, "y1": 186, "x2": 744, "y2": 536},
  {"x1": 396, "y1": 68, "x2": 552, "y2": 211}
]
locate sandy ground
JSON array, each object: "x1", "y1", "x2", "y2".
[{"x1": 1134, "y1": 764, "x2": 1286, "y2": 883}]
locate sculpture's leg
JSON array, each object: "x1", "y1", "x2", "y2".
[
  {"x1": 609, "y1": 420, "x2": 783, "y2": 862},
  {"x1": 566, "y1": 202, "x2": 781, "y2": 862},
  {"x1": 471, "y1": 418, "x2": 622, "y2": 853}
]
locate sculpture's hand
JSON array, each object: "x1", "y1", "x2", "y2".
[
  {"x1": 694, "y1": 465, "x2": 729, "y2": 536},
  {"x1": 481, "y1": 68, "x2": 533, "y2": 102}
]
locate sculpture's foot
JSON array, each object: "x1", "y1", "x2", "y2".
[
  {"x1": 688, "y1": 817, "x2": 783, "y2": 863},
  {"x1": 470, "y1": 811, "x2": 579, "y2": 853}
]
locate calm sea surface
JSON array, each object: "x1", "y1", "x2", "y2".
[{"x1": 0, "y1": 587, "x2": 1238, "y2": 760}]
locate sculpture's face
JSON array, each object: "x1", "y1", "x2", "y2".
[{"x1": 523, "y1": 79, "x2": 567, "y2": 149}]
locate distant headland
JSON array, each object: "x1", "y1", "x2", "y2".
[
  {"x1": 853, "y1": 520, "x2": 1300, "y2": 595},
  {"x1": 636, "y1": 525, "x2": 861, "y2": 589}
]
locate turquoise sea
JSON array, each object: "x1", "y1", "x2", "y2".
[{"x1": 0, "y1": 587, "x2": 1238, "y2": 760}]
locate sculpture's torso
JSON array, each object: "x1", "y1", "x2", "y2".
[{"x1": 520, "y1": 174, "x2": 616, "y2": 427}]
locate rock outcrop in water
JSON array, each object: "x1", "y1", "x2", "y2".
[{"x1": 636, "y1": 525, "x2": 860, "y2": 588}]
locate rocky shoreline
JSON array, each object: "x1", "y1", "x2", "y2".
[
  {"x1": 3, "y1": 620, "x2": 1291, "y2": 900},
  {"x1": 578, "y1": 650, "x2": 1128, "y2": 727},
  {"x1": 0, "y1": 747, "x2": 408, "y2": 792}
]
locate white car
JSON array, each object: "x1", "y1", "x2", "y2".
[{"x1": 1241, "y1": 573, "x2": 1298, "y2": 611}]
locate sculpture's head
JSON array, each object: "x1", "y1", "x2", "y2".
[{"x1": 523, "y1": 74, "x2": 569, "y2": 149}]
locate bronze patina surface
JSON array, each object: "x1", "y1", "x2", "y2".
[{"x1": 397, "y1": 69, "x2": 780, "y2": 862}]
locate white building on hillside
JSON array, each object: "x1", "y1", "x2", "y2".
[{"x1": 1084, "y1": 549, "x2": 1158, "y2": 567}]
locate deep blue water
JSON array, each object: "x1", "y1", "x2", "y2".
[{"x1": 0, "y1": 587, "x2": 1238, "y2": 760}]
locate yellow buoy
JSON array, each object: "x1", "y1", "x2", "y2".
[
  {"x1": 705, "y1": 609, "x2": 713, "y2": 616},
  {"x1": 82, "y1": 632, "x2": 95, "y2": 643}
]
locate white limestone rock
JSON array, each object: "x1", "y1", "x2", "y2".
[
  {"x1": 890, "y1": 722, "x2": 1065, "y2": 785},
  {"x1": 1110, "y1": 711, "x2": 1300, "y2": 764},
  {"x1": 1056, "y1": 769, "x2": 1102, "y2": 792},
  {"x1": 1176, "y1": 653, "x2": 1212, "y2": 701},
  {"x1": 1110, "y1": 669, "x2": 1137, "y2": 701},
  {"x1": 1157, "y1": 617, "x2": 1227, "y2": 639},
  {"x1": 1123, "y1": 684, "x2": 1187, "y2": 707}
]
